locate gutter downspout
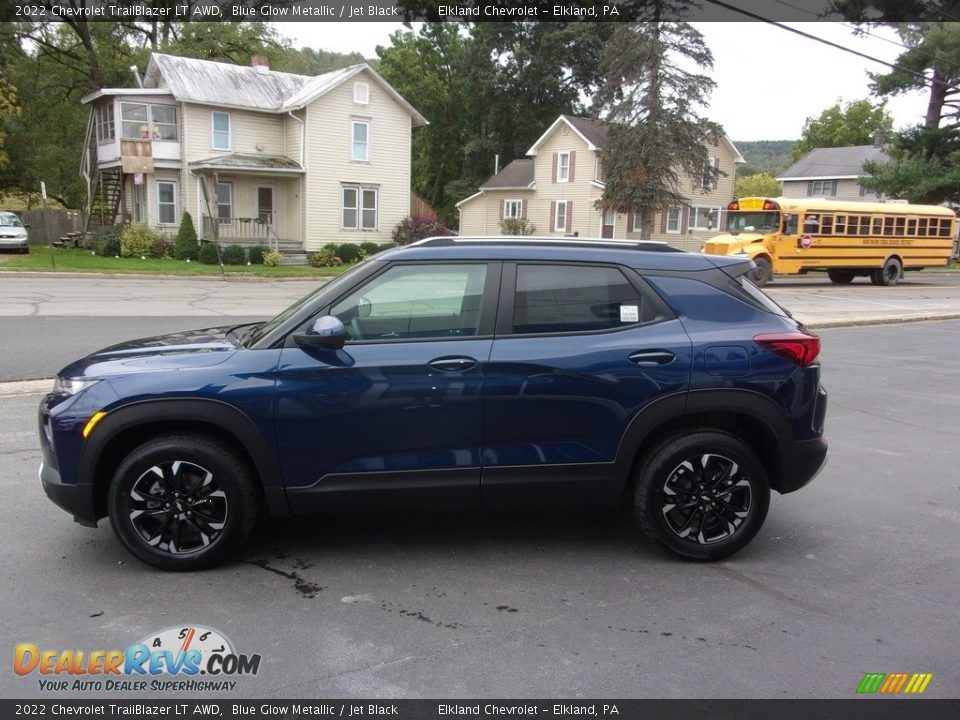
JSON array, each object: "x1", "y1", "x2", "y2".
[{"x1": 288, "y1": 110, "x2": 306, "y2": 251}]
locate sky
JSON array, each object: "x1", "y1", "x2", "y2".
[{"x1": 275, "y1": 21, "x2": 930, "y2": 142}]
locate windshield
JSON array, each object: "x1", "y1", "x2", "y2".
[
  {"x1": 0, "y1": 214, "x2": 23, "y2": 228},
  {"x1": 726, "y1": 211, "x2": 779, "y2": 234}
]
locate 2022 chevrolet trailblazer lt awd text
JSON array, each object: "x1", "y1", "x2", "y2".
[{"x1": 37, "y1": 238, "x2": 828, "y2": 570}]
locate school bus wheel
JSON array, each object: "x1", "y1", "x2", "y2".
[
  {"x1": 750, "y1": 256, "x2": 772, "y2": 287},
  {"x1": 827, "y1": 270, "x2": 855, "y2": 284},
  {"x1": 870, "y1": 257, "x2": 902, "y2": 287}
]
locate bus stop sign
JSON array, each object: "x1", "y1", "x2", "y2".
[{"x1": 800, "y1": 233, "x2": 813, "y2": 249}]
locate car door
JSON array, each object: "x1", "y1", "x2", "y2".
[
  {"x1": 482, "y1": 261, "x2": 693, "y2": 506},
  {"x1": 274, "y1": 261, "x2": 499, "y2": 513}
]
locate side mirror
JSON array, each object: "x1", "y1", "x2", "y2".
[{"x1": 294, "y1": 316, "x2": 346, "y2": 350}]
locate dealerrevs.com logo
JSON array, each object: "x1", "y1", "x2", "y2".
[{"x1": 14, "y1": 625, "x2": 261, "y2": 692}]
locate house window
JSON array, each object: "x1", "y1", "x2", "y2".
[
  {"x1": 555, "y1": 200, "x2": 569, "y2": 232},
  {"x1": 216, "y1": 182, "x2": 233, "y2": 224},
  {"x1": 351, "y1": 120, "x2": 370, "y2": 162},
  {"x1": 632, "y1": 212, "x2": 644, "y2": 232},
  {"x1": 504, "y1": 200, "x2": 523, "y2": 219},
  {"x1": 132, "y1": 181, "x2": 146, "y2": 223},
  {"x1": 211, "y1": 112, "x2": 231, "y2": 150},
  {"x1": 151, "y1": 105, "x2": 177, "y2": 141},
  {"x1": 156, "y1": 181, "x2": 177, "y2": 225},
  {"x1": 666, "y1": 207, "x2": 682, "y2": 233},
  {"x1": 701, "y1": 158, "x2": 717, "y2": 190},
  {"x1": 557, "y1": 152, "x2": 570, "y2": 182},
  {"x1": 807, "y1": 180, "x2": 837, "y2": 197},
  {"x1": 689, "y1": 206, "x2": 718, "y2": 231},
  {"x1": 354, "y1": 82, "x2": 369, "y2": 105},
  {"x1": 342, "y1": 185, "x2": 378, "y2": 230},
  {"x1": 95, "y1": 104, "x2": 114, "y2": 143},
  {"x1": 121, "y1": 102, "x2": 149, "y2": 139}
]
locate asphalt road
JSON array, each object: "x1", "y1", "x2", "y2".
[{"x1": 1, "y1": 320, "x2": 958, "y2": 699}]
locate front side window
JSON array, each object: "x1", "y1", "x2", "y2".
[
  {"x1": 216, "y1": 182, "x2": 233, "y2": 224},
  {"x1": 212, "y1": 112, "x2": 231, "y2": 150},
  {"x1": 512, "y1": 264, "x2": 655, "y2": 335},
  {"x1": 352, "y1": 120, "x2": 369, "y2": 162},
  {"x1": 330, "y1": 263, "x2": 488, "y2": 341},
  {"x1": 689, "y1": 206, "x2": 718, "y2": 231},
  {"x1": 156, "y1": 181, "x2": 177, "y2": 225},
  {"x1": 557, "y1": 152, "x2": 570, "y2": 182}
]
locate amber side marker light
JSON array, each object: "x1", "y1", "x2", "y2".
[{"x1": 82, "y1": 411, "x2": 108, "y2": 439}]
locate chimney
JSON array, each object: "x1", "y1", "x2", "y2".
[
  {"x1": 251, "y1": 55, "x2": 269, "y2": 74},
  {"x1": 873, "y1": 129, "x2": 884, "y2": 147}
]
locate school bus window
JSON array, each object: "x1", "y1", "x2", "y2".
[
  {"x1": 847, "y1": 215, "x2": 859, "y2": 234},
  {"x1": 907, "y1": 218, "x2": 917, "y2": 235},
  {"x1": 859, "y1": 216, "x2": 871, "y2": 234},
  {"x1": 895, "y1": 217, "x2": 906, "y2": 236},
  {"x1": 834, "y1": 215, "x2": 846, "y2": 234},
  {"x1": 872, "y1": 217, "x2": 883, "y2": 234},
  {"x1": 820, "y1": 215, "x2": 833, "y2": 234},
  {"x1": 940, "y1": 218, "x2": 953, "y2": 237},
  {"x1": 883, "y1": 217, "x2": 894, "y2": 235}
]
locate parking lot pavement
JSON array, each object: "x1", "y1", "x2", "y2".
[{"x1": 1, "y1": 320, "x2": 958, "y2": 699}]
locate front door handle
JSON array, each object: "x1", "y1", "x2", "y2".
[
  {"x1": 428, "y1": 356, "x2": 478, "y2": 372},
  {"x1": 628, "y1": 350, "x2": 676, "y2": 366}
]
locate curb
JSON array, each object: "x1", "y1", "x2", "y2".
[
  {"x1": 803, "y1": 313, "x2": 960, "y2": 330},
  {"x1": 0, "y1": 379, "x2": 53, "y2": 397}
]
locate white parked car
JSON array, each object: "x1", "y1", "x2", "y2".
[{"x1": 0, "y1": 211, "x2": 29, "y2": 253}]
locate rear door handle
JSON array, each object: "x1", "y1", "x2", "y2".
[
  {"x1": 628, "y1": 350, "x2": 676, "y2": 366},
  {"x1": 428, "y1": 356, "x2": 478, "y2": 372}
]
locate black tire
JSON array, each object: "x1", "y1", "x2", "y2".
[
  {"x1": 827, "y1": 270, "x2": 854, "y2": 284},
  {"x1": 633, "y1": 431, "x2": 770, "y2": 561},
  {"x1": 108, "y1": 434, "x2": 258, "y2": 571},
  {"x1": 750, "y1": 257, "x2": 772, "y2": 287},
  {"x1": 870, "y1": 257, "x2": 902, "y2": 286}
]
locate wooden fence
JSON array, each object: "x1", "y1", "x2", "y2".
[{"x1": 17, "y1": 210, "x2": 84, "y2": 245}]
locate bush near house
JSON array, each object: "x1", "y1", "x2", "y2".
[
  {"x1": 337, "y1": 243, "x2": 363, "y2": 264},
  {"x1": 247, "y1": 244, "x2": 268, "y2": 265},
  {"x1": 174, "y1": 212, "x2": 199, "y2": 261},
  {"x1": 500, "y1": 217, "x2": 537, "y2": 236},
  {"x1": 150, "y1": 236, "x2": 174, "y2": 259},
  {"x1": 360, "y1": 241, "x2": 381, "y2": 256},
  {"x1": 221, "y1": 244, "x2": 246, "y2": 265},
  {"x1": 120, "y1": 224, "x2": 158, "y2": 258},
  {"x1": 262, "y1": 250, "x2": 282, "y2": 267},
  {"x1": 391, "y1": 215, "x2": 453, "y2": 245},
  {"x1": 310, "y1": 246, "x2": 342, "y2": 267},
  {"x1": 198, "y1": 242, "x2": 220, "y2": 265},
  {"x1": 92, "y1": 225, "x2": 123, "y2": 257}
]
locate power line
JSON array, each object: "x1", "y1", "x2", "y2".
[{"x1": 919, "y1": 0, "x2": 960, "y2": 23}]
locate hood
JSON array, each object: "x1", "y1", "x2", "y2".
[
  {"x1": 701, "y1": 233, "x2": 765, "y2": 256},
  {"x1": 0, "y1": 227, "x2": 27, "y2": 237},
  {"x1": 58, "y1": 325, "x2": 241, "y2": 379}
]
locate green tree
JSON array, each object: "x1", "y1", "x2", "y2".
[
  {"x1": 791, "y1": 99, "x2": 893, "y2": 161},
  {"x1": 861, "y1": 125, "x2": 960, "y2": 203},
  {"x1": 174, "y1": 211, "x2": 199, "y2": 260},
  {"x1": 594, "y1": 21, "x2": 721, "y2": 240},
  {"x1": 735, "y1": 173, "x2": 782, "y2": 199}
]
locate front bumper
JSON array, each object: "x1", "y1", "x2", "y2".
[
  {"x1": 39, "y1": 462, "x2": 98, "y2": 527},
  {"x1": 0, "y1": 237, "x2": 28, "y2": 250}
]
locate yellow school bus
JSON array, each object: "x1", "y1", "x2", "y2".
[{"x1": 701, "y1": 197, "x2": 957, "y2": 286}]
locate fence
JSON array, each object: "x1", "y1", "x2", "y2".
[{"x1": 17, "y1": 210, "x2": 84, "y2": 245}]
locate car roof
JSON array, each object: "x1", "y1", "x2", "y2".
[{"x1": 379, "y1": 236, "x2": 744, "y2": 272}]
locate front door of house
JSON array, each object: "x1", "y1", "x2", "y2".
[
  {"x1": 602, "y1": 210, "x2": 615, "y2": 239},
  {"x1": 256, "y1": 186, "x2": 275, "y2": 227}
]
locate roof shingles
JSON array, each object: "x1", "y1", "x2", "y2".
[{"x1": 778, "y1": 145, "x2": 889, "y2": 180}]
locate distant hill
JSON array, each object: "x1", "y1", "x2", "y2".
[{"x1": 734, "y1": 140, "x2": 796, "y2": 177}]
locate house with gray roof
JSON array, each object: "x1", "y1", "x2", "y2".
[
  {"x1": 777, "y1": 138, "x2": 888, "y2": 201},
  {"x1": 457, "y1": 114, "x2": 743, "y2": 249},
  {"x1": 80, "y1": 53, "x2": 427, "y2": 259}
]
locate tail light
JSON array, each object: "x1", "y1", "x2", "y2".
[{"x1": 753, "y1": 331, "x2": 820, "y2": 366}]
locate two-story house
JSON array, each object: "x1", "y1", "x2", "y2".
[
  {"x1": 777, "y1": 134, "x2": 888, "y2": 201},
  {"x1": 456, "y1": 115, "x2": 743, "y2": 250},
  {"x1": 80, "y1": 53, "x2": 427, "y2": 258}
]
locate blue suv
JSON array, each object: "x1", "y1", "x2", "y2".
[{"x1": 38, "y1": 238, "x2": 827, "y2": 570}]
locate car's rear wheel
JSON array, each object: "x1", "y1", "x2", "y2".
[
  {"x1": 750, "y1": 257, "x2": 772, "y2": 287},
  {"x1": 633, "y1": 432, "x2": 770, "y2": 561},
  {"x1": 108, "y1": 434, "x2": 258, "y2": 571},
  {"x1": 827, "y1": 270, "x2": 855, "y2": 284},
  {"x1": 870, "y1": 257, "x2": 902, "y2": 286}
]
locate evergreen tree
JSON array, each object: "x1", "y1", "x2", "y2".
[{"x1": 174, "y1": 212, "x2": 199, "y2": 261}]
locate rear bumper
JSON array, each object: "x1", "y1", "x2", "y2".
[
  {"x1": 777, "y1": 437, "x2": 828, "y2": 494},
  {"x1": 39, "y1": 462, "x2": 98, "y2": 527}
]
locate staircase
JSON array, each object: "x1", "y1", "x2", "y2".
[{"x1": 83, "y1": 168, "x2": 123, "y2": 240}]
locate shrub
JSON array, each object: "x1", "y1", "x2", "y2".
[
  {"x1": 262, "y1": 250, "x2": 282, "y2": 267},
  {"x1": 310, "y1": 247, "x2": 341, "y2": 267},
  {"x1": 221, "y1": 244, "x2": 246, "y2": 265},
  {"x1": 150, "y1": 236, "x2": 174, "y2": 259},
  {"x1": 198, "y1": 242, "x2": 221, "y2": 265},
  {"x1": 174, "y1": 212, "x2": 199, "y2": 260},
  {"x1": 378, "y1": 242, "x2": 396, "y2": 252},
  {"x1": 337, "y1": 243, "x2": 362, "y2": 263},
  {"x1": 92, "y1": 225, "x2": 123, "y2": 257},
  {"x1": 360, "y1": 241, "x2": 380, "y2": 256},
  {"x1": 247, "y1": 244, "x2": 268, "y2": 265},
  {"x1": 391, "y1": 215, "x2": 453, "y2": 245},
  {"x1": 500, "y1": 217, "x2": 537, "y2": 236},
  {"x1": 120, "y1": 224, "x2": 158, "y2": 258}
]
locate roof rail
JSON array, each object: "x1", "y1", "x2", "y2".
[{"x1": 409, "y1": 236, "x2": 685, "y2": 252}]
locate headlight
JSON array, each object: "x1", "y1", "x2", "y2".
[{"x1": 52, "y1": 377, "x2": 101, "y2": 396}]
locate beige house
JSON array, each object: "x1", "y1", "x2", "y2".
[
  {"x1": 777, "y1": 139, "x2": 888, "y2": 202},
  {"x1": 80, "y1": 53, "x2": 427, "y2": 259},
  {"x1": 457, "y1": 115, "x2": 744, "y2": 250}
]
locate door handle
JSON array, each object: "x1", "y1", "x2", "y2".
[
  {"x1": 427, "y1": 356, "x2": 478, "y2": 372},
  {"x1": 628, "y1": 350, "x2": 676, "y2": 366}
]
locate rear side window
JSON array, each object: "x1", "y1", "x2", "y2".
[{"x1": 512, "y1": 264, "x2": 655, "y2": 334}]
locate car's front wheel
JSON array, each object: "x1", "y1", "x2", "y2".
[
  {"x1": 108, "y1": 434, "x2": 258, "y2": 570},
  {"x1": 633, "y1": 432, "x2": 770, "y2": 561}
]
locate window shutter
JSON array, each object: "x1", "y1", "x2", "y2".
[
  {"x1": 569, "y1": 151, "x2": 576, "y2": 182},
  {"x1": 499, "y1": 199, "x2": 505, "y2": 220},
  {"x1": 660, "y1": 209, "x2": 667, "y2": 234},
  {"x1": 521, "y1": 199, "x2": 527, "y2": 219},
  {"x1": 627, "y1": 211, "x2": 634, "y2": 233},
  {"x1": 566, "y1": 201, "x2": 573, "y2": 233},
  {"x1": 550, "y1": 201, "x2": 556, "y2": 231},
  {"x1": 552, "y1": 153, "x2": 558, "y2": 183}
]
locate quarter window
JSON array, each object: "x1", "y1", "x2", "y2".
[
  {"x1": 512, "y1": 264, "x2": 655, "y2": 335},
  {"x1": 156, "y1": 181, "x2": 177, "y2": 225},
  {"x1": 212, "y1": 112, "x2": 231, "y2": 150},
  {"x1": 352, "y1": 120, "x2": 369, "y2": 162}
]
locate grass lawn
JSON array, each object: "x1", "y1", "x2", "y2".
[{"x1": 0, "y1": 247, "x2": 351, "y2": 278}]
